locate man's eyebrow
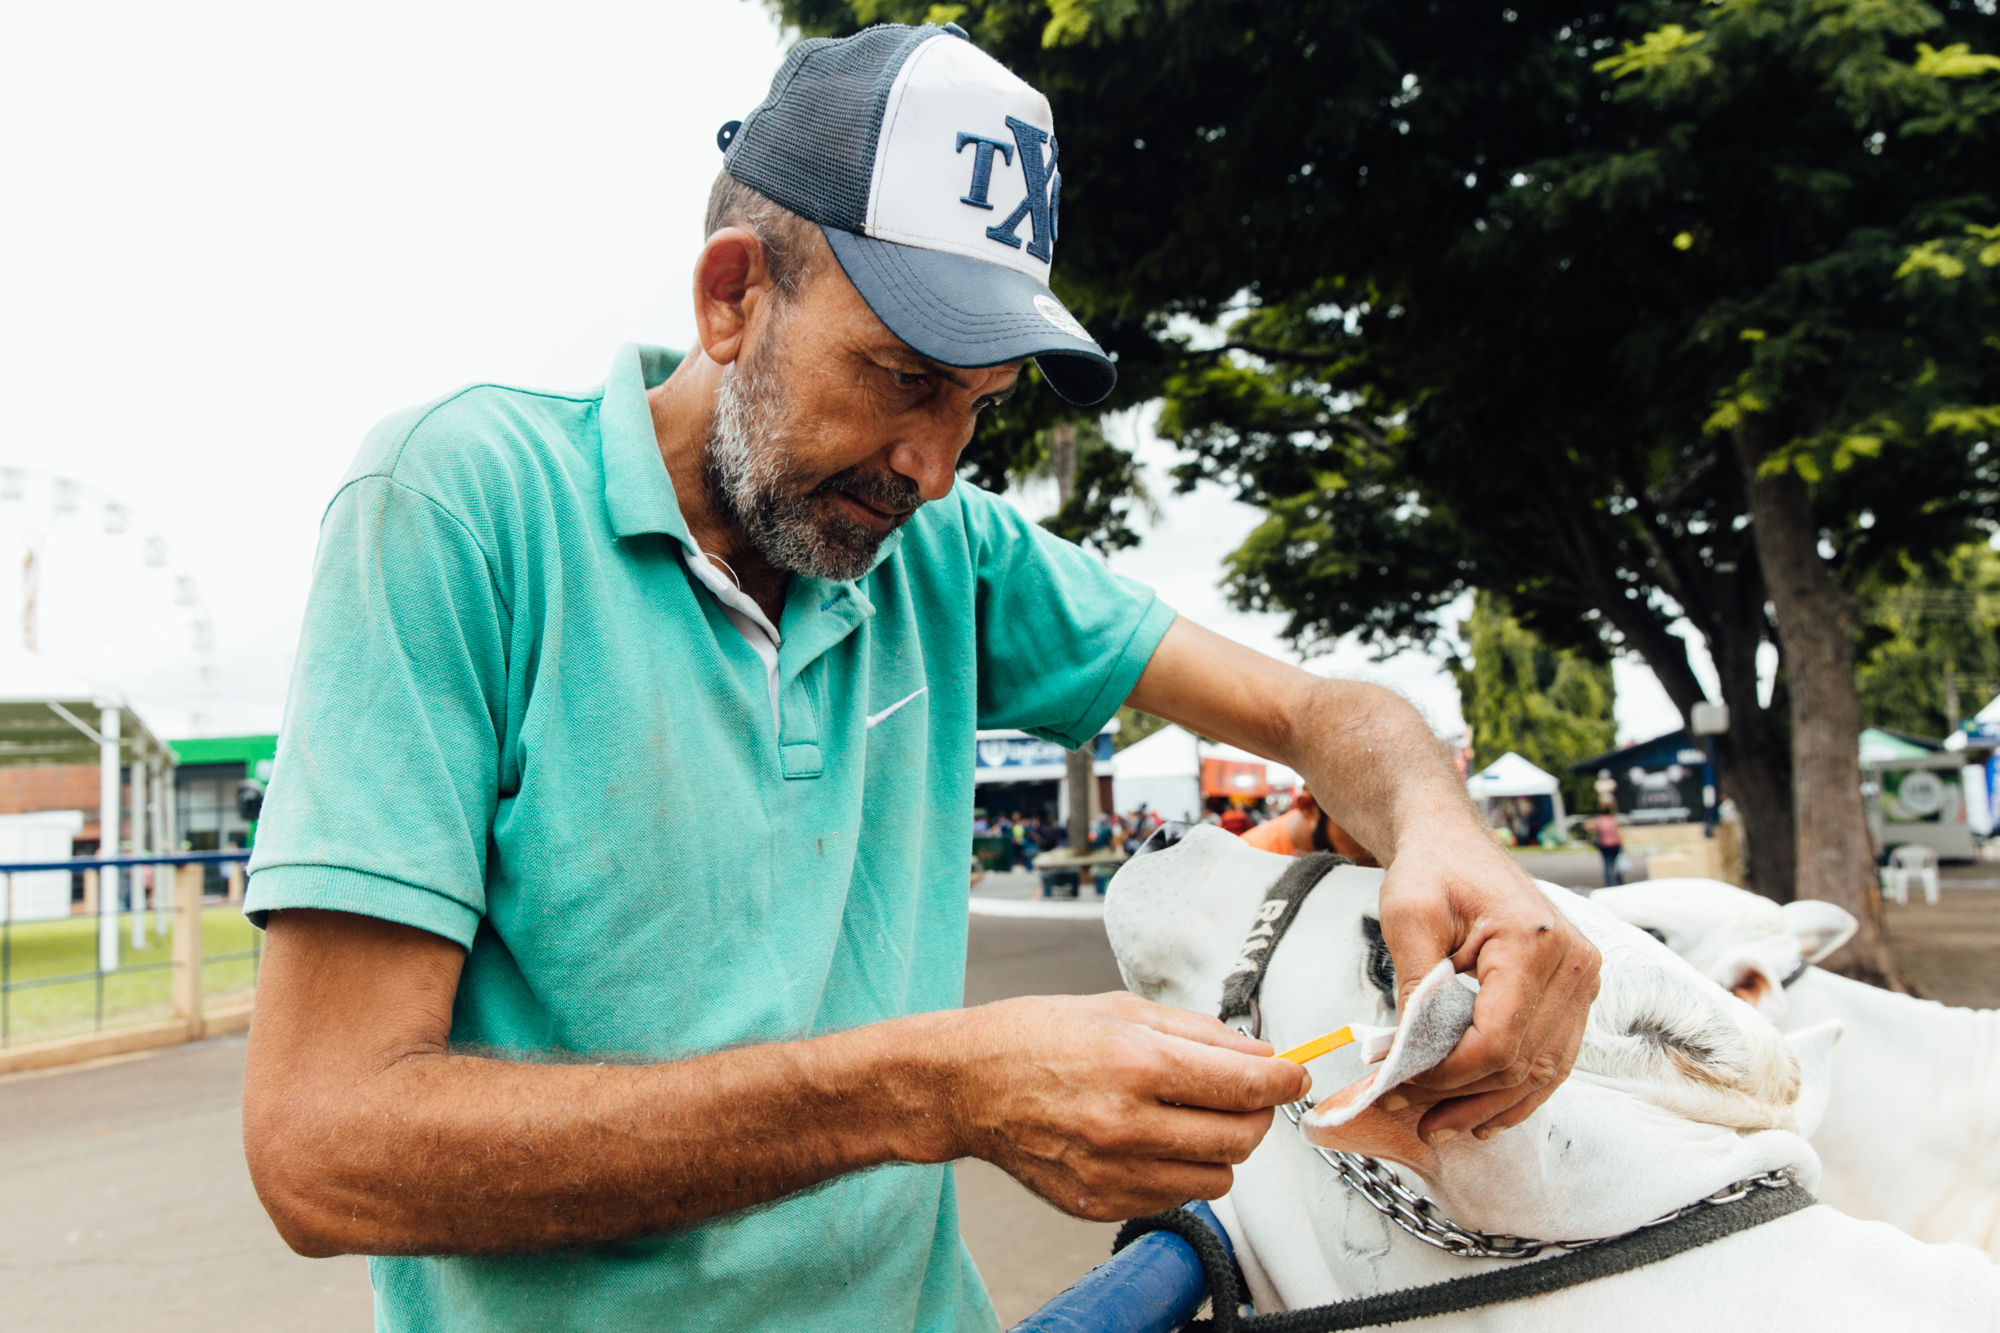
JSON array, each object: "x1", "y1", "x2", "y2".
[
  {"x1": 930, "y1": 358, "x2": 1024, "y2": 402},
  {"x1": 882, "y1": 346, "x2": 1022, "y2": 396}
]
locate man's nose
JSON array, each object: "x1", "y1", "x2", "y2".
[{"x1": 885, "y1": 427, "x2": 969, "y2": 503}]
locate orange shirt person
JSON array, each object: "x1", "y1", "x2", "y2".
[{"x1": 1241, "y1": 788, "x2": 1380, "y2": 865}]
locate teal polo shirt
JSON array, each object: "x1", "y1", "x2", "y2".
[{"x1": 244, "y1": 343, "x2": 1176, "y2": 1333}]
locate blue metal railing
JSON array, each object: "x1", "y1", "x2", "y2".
[
  {"x1": 0, "y1": 849, "x2": 256, "y2": 1049},
  {"x1": 1010, "y1": 1201, "x2": 1235, "y2": 1333}
]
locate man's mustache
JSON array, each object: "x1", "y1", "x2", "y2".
[{"x1": 814, "y1": 466, "x2": 923, "y2": 519}]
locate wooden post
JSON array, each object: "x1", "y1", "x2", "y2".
[
  {"x1": 80, "y1": 869, "x2": 97, "y2": 915},
  {"x1": 226, "y1": 862, "x2": 244, "y2": 905},
  {"x1": 173, "y1": 864, "x2": 204, "y2": 1037}
]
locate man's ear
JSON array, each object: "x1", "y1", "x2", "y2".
[
  {"x1": 691, "y1": 227, "x2": 774, "y2": 368},
  {"x1": 1782, "y1": 900, "x2": 1858, "y2": 965}
]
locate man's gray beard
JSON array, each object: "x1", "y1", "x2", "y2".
[{"x1": 702, "y1": 339, "x2": 920, "y2": 583}]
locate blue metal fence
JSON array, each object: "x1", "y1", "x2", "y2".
[
  {"x1": 0, "y1": 849, "x2": 255, "y2": 1048},
  {"x1": 1010, "y1": 1201, "x2": 1233, "y2": 1333}
]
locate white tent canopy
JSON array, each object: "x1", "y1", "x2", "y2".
[
  {"x1": 1113, "y1": 724, "x2": 1303, "y2": 822},
  {"x1": 1466, "y1": 751, "x2": 1561, "y2": 799},
  {"x1": 1113, "y1": 724, "x2": 1201, "y2": 781},
  {"x1": 0, "y1": 642, "x2": 163, "y2": 767}
]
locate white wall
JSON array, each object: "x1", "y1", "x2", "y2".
[{"x1": 0, "y1": 810, "x2": 85, "y2": 921}]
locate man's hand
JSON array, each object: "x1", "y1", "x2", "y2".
[
  {"x1": 1125, "y1": 617, "x2": 1602, "y2": 1145},
  {"x1": 947, "y1": 993, "x2": 1308, "y2": 1221},
  {"x1": 1374, "y1": 829, "x2": 1598, "y2": 1143}
]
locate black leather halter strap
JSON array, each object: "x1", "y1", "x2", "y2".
[
  {"x1": 1114, "y1": 1179, "x2": 1813, "y2": 1331},
  {"x1": 1217, "y1": 851, "x2": 1349, "y2": 1039}
]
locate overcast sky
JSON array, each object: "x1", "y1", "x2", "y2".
[{"x1": 0, "y1": 0, "x2": 1689, "y2": 746}]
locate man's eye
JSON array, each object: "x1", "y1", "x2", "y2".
[{"x1": 890, "y1": 370, "x2": 929, "y2": 388}]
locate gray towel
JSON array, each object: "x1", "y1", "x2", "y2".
[{"x1": 1303, "y1": 959, "x2": 1477, "y2": 1128}]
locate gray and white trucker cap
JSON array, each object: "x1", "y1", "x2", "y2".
[{"x1": 718, "y1": 23, "x2": 1115, "y2": 406}]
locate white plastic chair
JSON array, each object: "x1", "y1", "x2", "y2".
[{"x1": 1881, "y1": 843, "x2": 1941, "y2": 906}]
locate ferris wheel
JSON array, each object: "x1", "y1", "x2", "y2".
[{"x1": 0, "y1": 468, "x2": 217, "y2": 734}]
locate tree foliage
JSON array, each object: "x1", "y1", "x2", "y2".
[
  {"x1": 1452, "y1": 592, "x2": 1618, "y2": 813},
  {"x1": 1858, "y1": 542, "x2": 2000, "y2": 736},
  {"x1": 774, "y1": 0, "x2": 2000, "y2": 915}
]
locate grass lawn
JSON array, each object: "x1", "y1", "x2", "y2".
[{"x1": 0, "y1": 907, "x2": 260, "y2": 1048}]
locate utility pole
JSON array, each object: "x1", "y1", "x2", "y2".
[
  {"x1": 1946, "y1": 659, "x2": 1961, "y2": 735},
  {"x1": 1052, "y1": 421, "x2": 1097, "y2": 851},
  {"x1": 22, "y1": 546, "x2": 36, "y2": 651}
]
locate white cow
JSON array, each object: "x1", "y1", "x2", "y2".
[
  {"x1": 1597, "y1": 877, "x2": 2000, "y2": 1255},
  {"x1": 1104, "y1": 828, "x2": 2000, "y2": 1329}
]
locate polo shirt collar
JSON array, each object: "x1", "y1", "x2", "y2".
[{"x1": 601, "y1": 343, "x2": 692, "y2": 542}]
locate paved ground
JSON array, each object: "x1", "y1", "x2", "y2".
[
  {"x1": 0, "y1": 1035, "x2": 374, "y2": 1333},
  {"x1": 1883, "y1": 867, "x2": 2000, "y2": 1008},
  {"x1": 3, "y1": 861, "x2": 1992, "y2": 1331}
]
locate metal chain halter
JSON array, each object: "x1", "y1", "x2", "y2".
[{"x1": 1280, "y1": 1102, "x2": 1796, "y2": 1261}]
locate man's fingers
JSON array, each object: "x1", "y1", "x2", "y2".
[
  {"x1": 1101, "y1": 1103, "x2": 1278, "y2": 1165},
  {"x1": 1101, "y1": 994, "x2": 1274, "y2": 1056},
  {"x1": 1053, "y1": 1160, "x2": 1239, "y2": 1221},
  {"x1": 1410, "y1": 938, "x2": 1578, "y2": 1094},
  {"x1": 1416, "y1": 1000, "x2": 1586, "y2": 1141},
  {"x1": 1142, "y1": 1031, "x2": 1310, "y2": 1113}
]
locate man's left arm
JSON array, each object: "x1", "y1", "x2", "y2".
[{"x1": 1126, "y1": 617, "x2": 1601, "y2": 1144}]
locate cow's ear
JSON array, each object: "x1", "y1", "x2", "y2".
[
  {"x1": 1784, "y1": 1019, "x2": 1842, "y2": 1139},
  {"x1": 1782, "y1": 900, "x2": 1858, "y2": 965},
  {"x1": 1715, "y1": 946, "x2": 1792, "y2": 1020},
  {"x1": 1300, "y1": 1096, "x2": 1442, "y2": 1183}
]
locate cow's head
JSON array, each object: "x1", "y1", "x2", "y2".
[
  {"x1": 1594, "y1": 879, "x2": 1857, "y2": 1020},
  {"x1": 1106, "y1": 827, "x2": 1829, "y2": 1240}
]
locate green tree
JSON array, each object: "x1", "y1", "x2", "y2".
[
  {"x1": 1452, "y1": 592, "x2": 1618, "y2": 816},
  {"x1": 775, "y1": 0, "x2": 2000, "y2": 983},
  {"x1": 1858, "y1": 544, "x2": 2000, "y2": 736},
  {"x1": 1111, "y1": 704, "x2": 1172, "y2": 751}
]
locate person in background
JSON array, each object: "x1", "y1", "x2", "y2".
[
  {"x1": 1591, "y1": 799, "x2": 1624, "y2": 887},
  {"x1": 1240, "y1": 787, "x2": 1381, "y2": 865},
  {"x1": 1217, "y1": 805, "x2": 1253, "y2": 834}
]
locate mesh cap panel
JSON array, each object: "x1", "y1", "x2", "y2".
[{"x1": 722, "y1": 25, "x2": 936, "y2": 233}]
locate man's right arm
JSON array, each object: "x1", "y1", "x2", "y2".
[{"x1": 242, "y1": 908, "x2": 1307, "y2": 1256}]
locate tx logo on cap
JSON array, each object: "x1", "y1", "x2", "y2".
[{"x1": 954, "y1": 118, "x2": 1059, "y2": 262}]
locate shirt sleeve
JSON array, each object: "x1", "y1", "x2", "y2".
[
  {"x1": 243, "y1": 472, "x2": 509, "y2": 948},
  {"x1": 962, "y1": 485, "x2": 1177, "y2": 748}
]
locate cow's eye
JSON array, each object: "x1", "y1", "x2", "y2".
[
  {"x1": 1360, "y1": 916, "x2": 1397, "y2": 1010},
  {"x1": 1642, "y1": 927, "x2": 1668, "y2": 945}
]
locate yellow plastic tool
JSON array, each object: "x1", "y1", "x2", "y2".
[
  {"x1": 1274, "y1": 1022, "x2": 1397, "y2": 1066},
  {"x1": 1276, "y1": 1026, "x2": 1355, "y2": 1064}
]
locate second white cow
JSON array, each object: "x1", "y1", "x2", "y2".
[
  {"x1": 1105, "y1": 828, "x2": 2000, "y2": 1328},
  {"x1": 1597, "y1": 877, "x2": 2000, "y2": 1256}
]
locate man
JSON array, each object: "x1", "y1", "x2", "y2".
[
  {"x1": 1241, "y1": 786, "x2": 1380, "y2": 865},
  {"x1": 240, "y1": 24, "x2": 1598, "y2": 1333}
]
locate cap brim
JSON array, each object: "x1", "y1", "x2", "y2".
[{"x1": 821, "y1": 226, "x2": 1116, "y2": 407}]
